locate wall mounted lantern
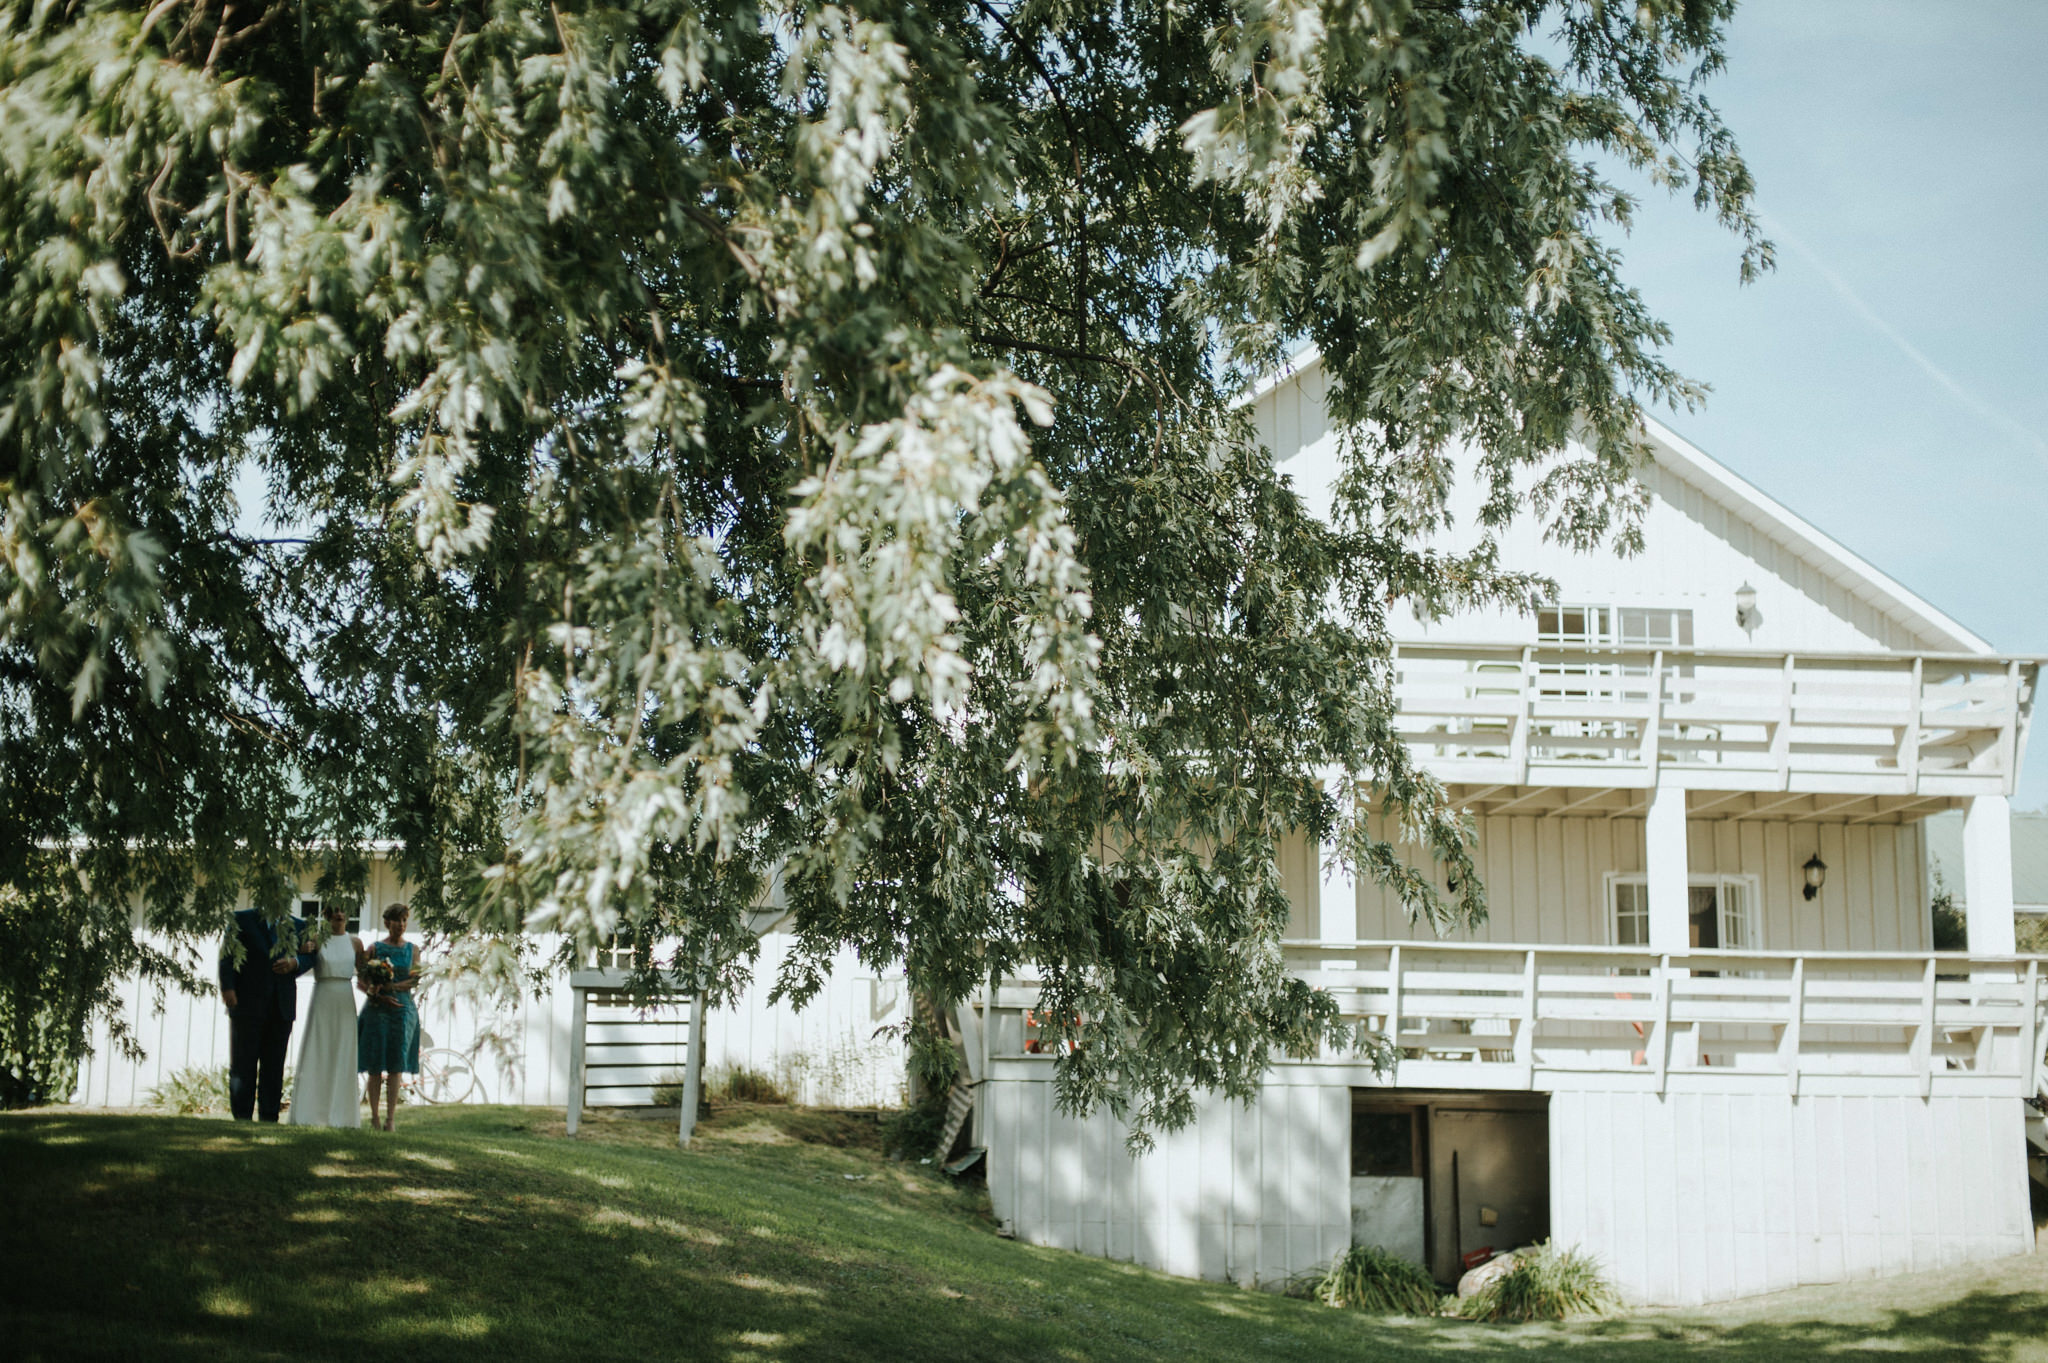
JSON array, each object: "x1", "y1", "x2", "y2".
[
  {"x1": 1735, "y1": 581, "x2": 1761, "y2": 633},
  {"x1": 1802, "y1": 852, "x2": 1828, "y2": 901}
]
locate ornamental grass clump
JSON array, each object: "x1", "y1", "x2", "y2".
[
  {"x1": 1310, "y1": 1245, "x2": 1442, "y2": 1315},
  {"x1": 147, "y1": 1066, "x2": 230, "y2": 1116},
  {"x1": 1459, "y1": 1242, "x2": 1618, "y2": 1322},
  {"x1": 653, "y1": 1064, "x2": 795, "y2": 1109},
  {"x1": 716, "y1": 1066, "x2": 792, "y2": 1106},
  {"x1": 650, "y1": 1071, "x2": 687, "y2": 1109}
]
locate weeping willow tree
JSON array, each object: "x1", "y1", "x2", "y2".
[
  {"x1": 0, "y1": 853, "x2": 190, "y2": 1106},
  {"x1": 0, "y1": 0, "x2": 1763, "y2": 1127}
]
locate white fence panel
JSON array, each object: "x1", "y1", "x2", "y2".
[{"x1": 72, "y1": 930, "x2": 908, "y2": 1111}]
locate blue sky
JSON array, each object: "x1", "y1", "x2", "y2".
[{"x1": 1599, "y1": 1, "x2": 2048, "y2": 809}]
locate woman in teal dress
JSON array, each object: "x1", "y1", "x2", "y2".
[{"x1": 357, "y1": 902, "x2": 423, "y2": 1131}]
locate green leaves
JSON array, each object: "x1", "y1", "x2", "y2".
[
  {"x1": 0, "y1": 0, "x2": 1760, "y2": 1133},
  {"x1": 0, "y1": 850, "x2": 192, "y2": 1108}
]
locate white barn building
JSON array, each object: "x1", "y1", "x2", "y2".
[
  {"x1": 68, "y1": 351, "x2": 2047, "y2": 1307},
  {"x1": 970, "y1": 352, "x2": 2048, "y2": 1306}
]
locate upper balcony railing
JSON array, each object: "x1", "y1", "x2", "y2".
[{"x1": 1391, "y1": 643, "x2": 2037, "y2": 795}]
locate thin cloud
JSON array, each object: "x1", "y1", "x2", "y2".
[{"x1": 1761, "y1": 209, "x2": 2048, "y2": 468}]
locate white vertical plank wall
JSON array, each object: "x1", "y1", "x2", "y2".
[
  {"x1": 984, "y1": 1076, "x2": 1351, "y2": 1289},
  {"x1": 1548, "y1": 1090, "x2": 2036, "y2": 1306},
  {"x1": 1256, "y1": 364, "x2": 1954, "y2": 658},
  {"x1": 986, "y1": 1072, "x2": 2036, "y2": 1306},
  {"x1": 1348, "y1": 812, "x2": 1928, "y2": 952},
  {"x1": 1276, "y1": 828, "x2": 1319, "y2": 939},
  {"x1": 72, "y1": 928, "x2": 908, "y2": 1111}
]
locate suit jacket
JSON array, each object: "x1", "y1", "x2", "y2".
[{"x1": 219, "y1": 909, "x2": 316, "y2": 1023}]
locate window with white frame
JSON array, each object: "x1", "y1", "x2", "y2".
[
  {"x1": 301, "y1": 898, "x2": 360, "y2": 934},
  {"x1": 1538, "y1": 605, "x2": 1703, "y2": 754},
  {"x1": 1611, "y1": 881, "x2": 1650, "y2": 946},
  {"x1": 1536, "y1": 603, "x2": 1693, "y2": 651},
  {"x1": 1616, "y1": 608, "x2": 1693, "y2": 649},
  {"x1": 595, "y1": 931, "x2": 641, "y2": 971},
  {"x1": 1717, "y1": 878, "x2": 1753, "y2": 948},
  {"x1": 1606, "y1": 874, "x2": 1758, "y2": 949},
  {"x1": 1618, "y1": 607, "x2": 1696, "y2": 707},
  {"x1": 1537, "y1": 604, "x2": 1611, "y2": 645},
  {"x1": 1536, "y1": 605, "x2": 1614, "y2": 715}
]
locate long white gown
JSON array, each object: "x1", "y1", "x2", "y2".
[{"x1": 289, "y1": 934, "x2": 362, "y2": 1128}]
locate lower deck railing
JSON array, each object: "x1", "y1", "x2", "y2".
[{"x1": 973, "y1": 943, "x2": 2048, "y2": 1099}]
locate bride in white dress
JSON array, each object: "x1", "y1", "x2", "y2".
[{"x1": 289, "y1": 904, "x2": 365, "y2": 1128}]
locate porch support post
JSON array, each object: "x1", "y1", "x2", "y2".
[
  {"x1": 678, "y1": 986, "x2": 706, "y2": 1147},
  {"x1": 566, "y1": 983, "x2": 587, "y2": 1137},
  {"x1": 1646, "y1": 782, "x2": 1695, "y2": 1071},
  {"x1": 1962, "y1": 794, "x2": 2017, "y2": 955},
  {"x1": 1646, "y1": 782, "x2": 1690, "y2": 954},
  {"x1": 1320, "y1": 838, "x2": 1357, "y2": 951},
  {"x1": 1320, "y1": 767, "x2": 1359, "y2": 963}
]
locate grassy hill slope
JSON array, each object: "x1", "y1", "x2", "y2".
[{"x1": 3, "y1": 1104, "x2": 2046, "y2": 1363}]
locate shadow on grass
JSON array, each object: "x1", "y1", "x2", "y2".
[
  {"x1": 0, "y1": 1109, "x2": 1180, "y2": 1363},
  {"x1": 2, "y1": 1109, "x2": 2044, "y2": 1363}
]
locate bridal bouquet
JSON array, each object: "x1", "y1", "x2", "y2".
[{"x1": 360, "y1": 958, "x2": 396, "y2": 995}]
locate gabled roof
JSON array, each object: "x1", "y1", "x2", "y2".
[
  {"x1": 1638, "y1": 416, "x2": 1993, "y2": 655},
  {"x1": 1241, "y1": 341, "x2": 1325, "y2": 407},
  {"x1": 1249, "y1": 346, "x2": 1995, "y2": 655}
]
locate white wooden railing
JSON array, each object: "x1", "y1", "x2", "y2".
[
  {"x1": 1391, "y1": 644, "x2": 2036, "y2": 795},
  {"x1": 975, "y1": 943, "x2": 2048, "y2": 1101}
]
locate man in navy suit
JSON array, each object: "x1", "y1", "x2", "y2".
[{"x1": 219, "y1": 908, "x2": 316, "y2": 1121}]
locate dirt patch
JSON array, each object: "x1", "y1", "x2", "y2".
[{"x1": 698, "y1": 1103, "x2": 887, "y2": 1151}]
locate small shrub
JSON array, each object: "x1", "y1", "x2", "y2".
[
  {"x1": 650, "y1": 1070, "x2": 685, "y2": 1108},
  {"x1": 1458, "y1": 1242, "x2": 1617, "y2": 1322},
  {"x1": 881, "y1": 1089, "x2": 950, "y2": 1159},
  {"x1": 1310, "y1": 1244, "x2": 1441, "y2": 1315},
  {"x1": 1930, "y1": 871, "x2": 1967, "y2": 951},
  {"x1": 149, "y1": 1066, "x2": 230, "y2": 1116}
]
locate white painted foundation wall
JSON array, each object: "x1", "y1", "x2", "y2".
[
  {"x1": 986, "y1": 1073, "x2": 2037, "y2": 1305},
  {"x1": 982, "y1": 1073, "x2": 1351, "y2": 1287},
  {"x1": 1552, "y1": 1090, "x2": 2037, "y2": 1305}
]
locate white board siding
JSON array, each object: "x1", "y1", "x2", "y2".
[
  {"x1": 1550, "y1": 1090, "x2": 2036, "y2": 1306},
  {"x1": 73, "y1": 929, "x2": 907, "y2": 1111},
  {"x1": 988, "y1": 1072, "x2": 2036, "y2": 1305},
  {"x1": 984, "y1": 1077, "x2": 1351, "y2": 1287},
  {"x1": 1346, "y1": 812, "x2": 1927, "y2": 952},
  {"x1": 1398, "y1": 458, "x2": 1932, "y2": 653},
  {"x1": 1251, "y1": 359, "x2": 1332, "y2": 472},
  {"x1": 1252, "y1": 365, "x2": 1955, "y2": 656},
  {"x1": 1277, "y1": 827, "x2": 1319, "y2": 939}
]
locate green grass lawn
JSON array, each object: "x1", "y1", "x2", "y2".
[{"x1": 3, "y1": 1103, "x2": 2046, "y2": 1363}]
